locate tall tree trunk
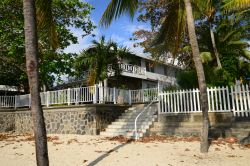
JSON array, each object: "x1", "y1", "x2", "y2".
[
  {"x1": 184, "y1": 0, "x2": 210, "y2": 153},
  {"x1": 23, "y1": 0, "x2": 49, "y2": 165},
  {"x1": 209, "y1": 22, "x2": 222, "y2": 68}
]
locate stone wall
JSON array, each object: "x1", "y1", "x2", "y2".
[
  {"x1": 0, "y1": 112, "x2": 15, "y2": 132},
  {"x1": 150, "y1": 112, "x2": 250, "y2": 140},
  {"x1": 0, "y1": 105, "x2": 128, "y2": 135}
]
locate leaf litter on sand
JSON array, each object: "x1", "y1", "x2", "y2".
[
  {"x1": 67, "y1": 138, "x2": 79, "y2": 144},
  {"x1": 106, "y1": 135, "x2": 201, "y2": 143}
]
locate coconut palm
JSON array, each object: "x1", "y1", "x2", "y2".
[
  {"x1": 101, "y1": 0, "x2": 209, "y2": 153},
  {"x1": 222, "y1": 0, "x2": 250, "y2": 11},
  {"x1": 196, "y1": 0, "x2": 222, "y2": 68},
  {"x1": 23, "y1": 0, "x2": 55, "y2": 165},
  {"x1": 75, "y1": 36, "x2": 133, "y2": 85}
]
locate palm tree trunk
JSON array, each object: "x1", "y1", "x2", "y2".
[
  {"x1": 23, "y1": 0, "x2": 49, "y2": 165},
  {"x1": 209, "y1": 22, "x2": 222, "y2": 68},
  {"x1": 184, "y1": 0, "x2": 210, "y2": 153}
]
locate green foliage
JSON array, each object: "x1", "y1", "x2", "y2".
[
  {"x1": 177, "y1": 70, "x2": 198, "y2": 89},
  {"x1": 0, "y1": 0, "x2": 95, "y2": 91},
  {"x1": 74, "y1": 36, "x2": 134, "y2": 85},
  {"x1": 100, "y1": 0, "x2": 138, "y2": 27},
  {"x1": 163, "y1": 85, "x2": 180, "y2": 91}
]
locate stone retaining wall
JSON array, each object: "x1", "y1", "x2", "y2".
[
  {"x1": 0, "y1": 112, "x2": 15, "y2": 132},
  {"x1": 0, "y1": 105, "x2": 128, "y2": 135},
  {"x1": 150, "y1": 112, "x2": 250, "y2": 140}
]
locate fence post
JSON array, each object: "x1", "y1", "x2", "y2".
[
  {"x1": 76, "y1": 88, "x2": 79, "y2": 105},
  {"x1": 67, "y1": 88, "x2": 71, "y2": 105},
  {"x1": 113, "y1": 87, "x2": 116, "y2": 104},
  {"x1": 46, "y1": 91, "x2": 50, "y2": 107},
  {"x1": 14, "y1": 95, "x2": 17, "y2": 109},
  {"x1": 128, "y1": 90, "x2": 132, "y2": 105},
  {"x1": 93, "y1": 85, "x2": 97, "y2": 104}
]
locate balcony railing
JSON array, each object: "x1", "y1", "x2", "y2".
[{"x1": 119, "y1": 63, "x2": 146, "y2": 75}]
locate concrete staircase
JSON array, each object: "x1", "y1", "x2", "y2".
[{"x1": 100, "y1": 103, "x2": 158, "y2": 138}]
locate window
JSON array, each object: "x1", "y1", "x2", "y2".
[{"x1": 145, "y1": 61, "x2": 154, "y2": 72}]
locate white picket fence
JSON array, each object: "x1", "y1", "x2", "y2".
[
  {"x1": 1, "y1": 84, "x2": 249, "y2": 117},
  {"x1": 230, "y1": 85, "x2": 250, "y2": 117},
  {"x1": 159, "y1": 85, "x2": 250, "y2": 117},
  {"x1": 0, "y1": 85, "x2": 157, "y2": 108}
]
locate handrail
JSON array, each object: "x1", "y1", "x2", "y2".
[{"x1": 134, "y1": 100, "x2": 155, "y2": 140}]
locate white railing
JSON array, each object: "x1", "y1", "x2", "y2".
[
  {"x1": 159, "y1": 85, "x2": 250, "y2": 117},
  {"x1": 16, "y1": 94, "x2": 30, "y2": 107},
  {"x1": 134, "y1": 100, "x2": 155, "y2": 140},
  {"x1": 131, "y1": 88, "x2": 158, "y2": 103},
  {"x1": 0, "y1": 96, "x2": 15, "y2": 108},
  {"x1": 0, "y1": 85, "x2": 158, "y2": 109}
]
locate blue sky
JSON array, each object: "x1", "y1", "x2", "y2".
[{"x1": 64, "y1": 0, "x2": 150, "y2": 57}]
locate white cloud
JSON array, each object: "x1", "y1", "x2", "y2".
[
  {"x1": 123, "y1": 24, "x2": 150, "y2": 34},
  {"x1": 63, "y1": 27, "x2": 101, "y2": 54},
  {"x1": 110, "y1": 34, "x2": 125, "y2": 43}
]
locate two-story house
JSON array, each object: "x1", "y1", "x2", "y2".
[
  {"x1": 108, "y1": 54, "x2": 179, "y2": 89},
  {"x1": 58, "y1": 54, "x2": 179, "y2": 90}
]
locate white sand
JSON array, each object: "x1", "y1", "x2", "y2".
[{"x1": 0, "y1": 134, "x2": 249, "y2": 166}]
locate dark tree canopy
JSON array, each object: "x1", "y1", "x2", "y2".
[{"x1": 0, "y1": 0, "x2": 95, "y2": 92}]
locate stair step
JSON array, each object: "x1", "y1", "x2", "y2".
[
  {"x1": 105, "y1": 128, "x2": 147, "y2": 133},
  {"x1": 106, "y1": 124, "x2": 150, "y2": 129},
  {"x1": 100, "y1": 104, "x2": 158, "y2": 138},
  {"x1": 119, "y1": 113, "x2": 156, "y2": 119},
  {"x1": 100, "y1": 131, "x2": 143, "y2": 138},
  {"x1": 116, "y1": 117, "x2": 156, "y2": 122},
  {"x1": 112, "y1": 121, "x2": 153, "y2": 126}
]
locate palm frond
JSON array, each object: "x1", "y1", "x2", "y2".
[
  {"x1": 36, "y1": 0, "x2": 59, "y2": 50},
  {"x1": 222, "y1": 0, "x2": 250, "y2": 12},
  {"x1": 152, "y1": 1, "x2": 186, "y2": 57},
  {"x1": 100, "y1": 0, "x2": 138, "y2": 27},
  {"x1": 200, "y1": 52, "x2": 213, "y2": 63}
]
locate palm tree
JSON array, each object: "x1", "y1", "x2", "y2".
[
  {"x1": 196, "y1": 0, "x2": 222, "y2": 68},
  {"x1": 75, "y1": 36, "x2": 132, "y2": 85},
  {"x1": 23, "y1": 0, "x2": 51, "y2": 165},
  {"x1": 101, "y1": 0, "x2": 210, "y2": 153},
  {"x1": 183, "y1": 0, "x2": 209, "y2": 153},
  {"x1": 222, "y1": 0, "x2": 250, "y2": 11}
]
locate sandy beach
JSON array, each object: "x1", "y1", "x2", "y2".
[{"x1": 0, "y1": 134, "x2": 249, "y2": 166}]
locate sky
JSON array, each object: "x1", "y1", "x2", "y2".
[{"x1": 64, "y1": 0, "x2": 150, "y2": 57}]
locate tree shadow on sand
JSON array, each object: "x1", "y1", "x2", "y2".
[{"x1": 87, "y1": 140, "x2": 132, "y2": 166}]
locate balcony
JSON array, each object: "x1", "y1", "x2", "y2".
[{"x1": 119, "y1": 63, "x2": 146, "y2": 76}]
